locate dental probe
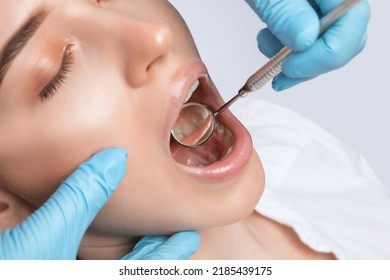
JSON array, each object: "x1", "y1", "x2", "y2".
[{"x1": 171, "y1": 0, "x2": 361, "y2": 148}]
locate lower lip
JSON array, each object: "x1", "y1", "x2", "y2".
[
  {"x1": 177, "y1": 109, "x2": 253, "y2": 181},
  {"x1": 168, "y1": 62, "x2": 253, "y2": 181}
]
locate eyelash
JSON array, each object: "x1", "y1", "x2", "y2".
[{"x1": 40, "y1": 45, "x2": 75, "y2": 100}]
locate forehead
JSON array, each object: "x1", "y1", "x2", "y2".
[{"x1": 0, "y1": 0, "x2": 43, "y2": 49}]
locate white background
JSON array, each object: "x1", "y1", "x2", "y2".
[{"x1": 170, "y1": 0, "x2": 390, "y2": 188}]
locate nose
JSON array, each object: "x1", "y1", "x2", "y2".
[{"x1": 117, "y1": 18, "x2": 172, "y2": 88}]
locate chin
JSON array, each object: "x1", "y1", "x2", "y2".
[
  {"x1": 89, "y1": 148, "x2": 264, "y2": 237},
  {"x1": 192, "y1": 150, "x2": 265, "y2": 230}
]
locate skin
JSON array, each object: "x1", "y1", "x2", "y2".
[
  {"x1": 0, "y1": 0, "x2": 264, "y2": 258},
  {"x1": 0, "y1": 0, "x2": 334, "y2": 259}
]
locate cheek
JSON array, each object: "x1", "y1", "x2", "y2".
[
  {"x1": 0, "y1": 84, "x2": 135, "y2": 205},
  {"x1": 89, "y1": 150, "x2": 265, "y2": 237}
]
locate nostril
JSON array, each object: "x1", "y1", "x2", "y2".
[{"x1": 0, "y1": 202, "x2": 10, "y2": 212}]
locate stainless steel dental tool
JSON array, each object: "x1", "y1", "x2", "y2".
[{"x1": 171, "y1": 0, "x2": 361, "y2": 148}]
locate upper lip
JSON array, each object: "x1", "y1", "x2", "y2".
[{"x1": 165, "y1": 60, "x2": 215, "y2": 141}]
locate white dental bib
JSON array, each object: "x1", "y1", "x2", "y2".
[{"x1": 235, "y1": 99, "x2": 390, "y2": 259}]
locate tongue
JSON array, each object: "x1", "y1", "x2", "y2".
[{"x1": 170, "y1": 135, "x2": 224, "y2": 166}]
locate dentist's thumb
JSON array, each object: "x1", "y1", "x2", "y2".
[{"x1": 0, "y1": 148, "x2": 127, "y2": 259}]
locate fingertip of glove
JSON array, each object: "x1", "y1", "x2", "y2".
[
  {"x1": 257, "y1": 29, "x2": 284, "y2": 58},
  {"x1": 47, "y1": 148, "x2": 128, "y2": 232},
  {"x1": 287, "y1": 23, "x2": 318, "y2": 52},
  {"x1": 98, "y1": 147, "x2": 128, "y2": 160},
  {"x1": 272, "y1": 75, "x2": 296, "y2": 92},
  {"x1": 277, "y1": 5, "x2": 319, "y2": 51},
  {"x1": 92, "y1": 148, "x2": 128, "y2": 191},
  {"x1": 171, "y1": 231, "x2": 201, "y2": 254},
  {"x1": 272, "y1": 74, "x2": 311, "y2": 92},
  {"x1": 74, "y1": 148, "x2": 128, "y2": 197}
]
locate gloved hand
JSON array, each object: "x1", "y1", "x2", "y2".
[
  {"x1": 0, "y1": 148, "x2": 127, "y2": 259},
  {"x1": 121, "y1": 232, "x2": 200, "y2": 260},
  {"x1": 0, "y1": 148, "x2": 200, "y2": 260},
  {"x1": 244, "y1": 0, "x2": 370, "y2": 91}
]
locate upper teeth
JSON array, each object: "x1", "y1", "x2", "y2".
[{"x1": 184, "y1": 79, "x2": 200, "y2": 103}]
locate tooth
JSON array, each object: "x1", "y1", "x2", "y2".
[
  {"x1": 224, "y1": 127, "x2": 233, "y2": 142},
  {"x1": 200, "y1": 108, "x2": 210, "y2": 120},
  {"x1": 184, "y1": 79, "x2": 199, "y2": 103},
  {"x1": 224, "y1": 146, "x2": 233, "y2": 158},
  {"x1": 179, "y1": 120, "x2": 196, "y2": 137},
  {"x1": 172, "y1": 126, "x2": 184, "y2": 141},
  {"x1": 216, "y1": 123, "x2": 225, "y2": 137},
  {"x1": 172, "y1": 120, "x2": 196, "y2": 142},
  {"x1": 191, "y1": 111, "x2": 209, "y2": 128}
]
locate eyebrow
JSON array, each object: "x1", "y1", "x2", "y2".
[{"x1": 0, "y1": 10, "x2": 48, "y2": 85}]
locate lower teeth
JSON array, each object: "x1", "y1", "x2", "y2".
[{"x1": 170, "y1": 122, "x2": 234, "y2": 166}]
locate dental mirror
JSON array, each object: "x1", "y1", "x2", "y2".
[
  {"x1": 171, "y1": 90, "x2": 247, "y2": 148},
  {"x1": 171, "y1": 102, "x2": 216, "y2": 148},
  {"x1": 171, "y1": 0, "x2": 359, "y2": 148}
]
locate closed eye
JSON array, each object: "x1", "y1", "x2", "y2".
[{"x1": 40, "y1": 44, "x2": 74, "y2": 100}]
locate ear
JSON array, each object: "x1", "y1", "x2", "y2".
[{"x1": 0, "y1": 188, "x2": 32, "y2": 231}]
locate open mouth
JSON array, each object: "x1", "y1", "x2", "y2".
[{"x1": 170, "y1": 76, "x2": 235, "y2": 166}]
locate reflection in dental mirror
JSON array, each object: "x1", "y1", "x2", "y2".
[{"x1": 171, "y1": 102, "x2": 216, "y2": 148}]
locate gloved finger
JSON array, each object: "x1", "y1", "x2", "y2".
[
  {"x1": 272, "y1": 73, "x2": 312, "y2": 92},
  {"x1": 56, "y1": 148, "x2": 128, "y2": 230},
  {"x1": 245, "y1": 0, "x2": 320, "y2": 51},
  {"x1": 142, "y1": 231, "x2": 200, "y2": 260},
  {"x1": 257, "y1": 28, "x2": 284, "y2": 58},
  {"x1": 256, "y1": 28, "x2": 317, "y2": 91},
  {"x1": 121, "y1": 235, "x2": 169, "y2": 260},
  {"x1": 315, "y1": 0, "x2": 354, "y2": 15},
  {"x1": 122, "y1": 231, "x2": 200, "y2": 260},
  {"x1": 281, "y1": 0, "x2": 370, "y2": 79},
  {"x1": 1, "y1": 148, "x2": 128, "y2": 259}
]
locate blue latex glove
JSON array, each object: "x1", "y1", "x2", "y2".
[
  {"x1": 0, "y1": 148, "x2": 127, "y2": 259},
  {"x1": 244, "y1": 0, "x2": 371, "y2": 91},
  {"x1": 0, "y1": 148, "x2": 200, "y2": 260},
  {"x1": 121, "y1": 232, "x2": 201, "y2": 260}
]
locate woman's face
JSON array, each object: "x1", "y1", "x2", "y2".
[{"x1": 0, "y1": 0, "x2": 264, "y2": 239}]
